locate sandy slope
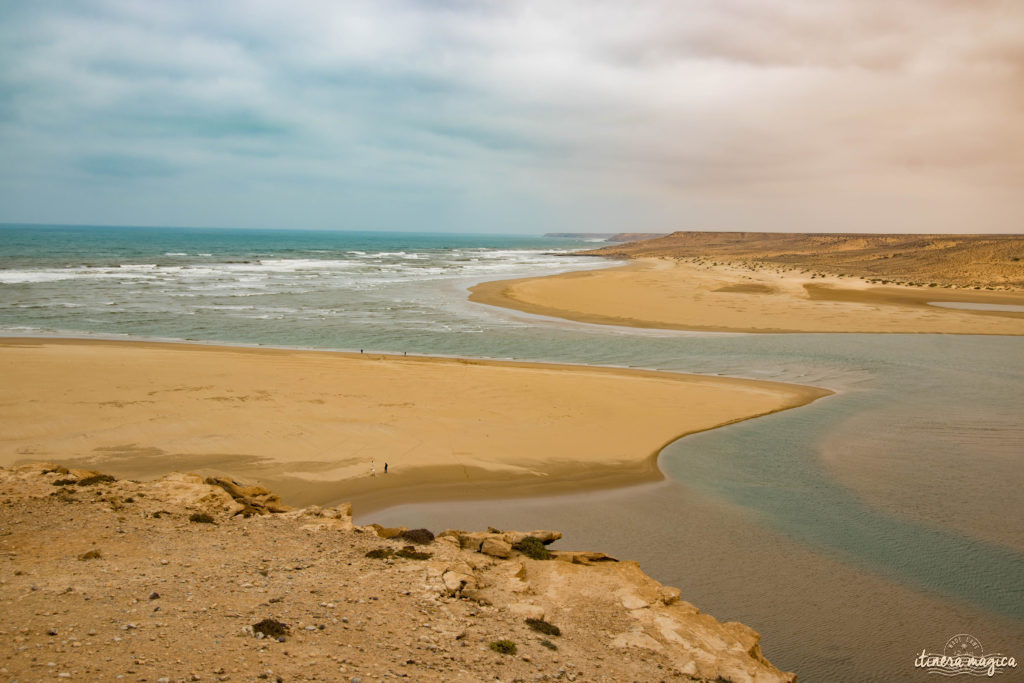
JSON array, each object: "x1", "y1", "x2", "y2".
[
  {"x1": 0, "y1": 338, "x2": 828, "y2": 512},
  {"x1": 581, "y1": 231, "x2": 1024, "y2": 289},
  {"x1": 469, "y1": 258, "x2": 1024, "y2": 335}
]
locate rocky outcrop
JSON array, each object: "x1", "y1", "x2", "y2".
[
  {"x1": 204, "y1": 476, "x2": 291, "y2": 515},
  {"x1": 0, "y1": 463, "x2": 796, "y2": 682}
]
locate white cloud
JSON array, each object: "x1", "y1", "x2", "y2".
[{"x1": 0, "y1": 0, "x2": 1020, "y2": 232}]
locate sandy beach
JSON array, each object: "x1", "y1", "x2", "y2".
[
  {"x1": 0, "y1": 338, "x2": 829, "y2": 512},
  {"x1": 470, "y1": 258, "x2": 1024, "y2": 334}
]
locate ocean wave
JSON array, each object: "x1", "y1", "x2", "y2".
[{"x1": 0, "y1": 271, "x2": 79, "y2": 284}]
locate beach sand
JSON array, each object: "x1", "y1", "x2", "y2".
[
  {"x1": 469, "y1": 258, "x2": 1024, "y2": 334},
  {"x1": 0, "y1": 338, "x2": 829, "y2": 512}
]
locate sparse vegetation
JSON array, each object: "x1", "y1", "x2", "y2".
[
  {"x1": 396, "y1": 547, "x2": 432, "y2": 560},
  {"x1": 580, "y1": 232, "x2": 1024, "y2": 290},
  {"x1": 76, "y1": 474, "x2": 116, "y2": 486},
  {"x1": 188, "y1": 512, "x2": 216, "y2": 524},
  {"x1": 78, "y1": 549, "x2": 102, "y2": 561},
  {"x1": 489, "y1": 640, "x2": 517, "y2": 655},
  {"x1": 400, "y1": 528, "x2": 435, "y2": 545},
  {"x1": 366, "y1": 545, "x2": 432, "y2": 560},
  {"x1": 540, "y1": 639, "x2": 558, "y2": 651},
  {"x1": 525, "y1": 618, "x2": 560, "y2": 636},
  {"x1": 514, "y1": 537, "x2": 552, "y2": 560}
]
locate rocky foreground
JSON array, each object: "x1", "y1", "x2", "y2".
[{"x1": 0, "y1": 465, "x2": 795, "y2": 682}]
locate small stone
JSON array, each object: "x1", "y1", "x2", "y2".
[
  {"x1": 47, "y1": 628, "x2": 58, "y2": 636},
  {"x1": 149, "y1": 592, "x2": 160, "y2": 600},
  {"x1": 160, "y1": 559, "x2": 168, "y2": 565}
]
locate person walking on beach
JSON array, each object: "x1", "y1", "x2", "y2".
[
  {"x1": 384, "y1": 462, "x2": 388, "y2": 474},
  {"x1": 370, "y1": 459, "x2": 375, "y2": 477}
]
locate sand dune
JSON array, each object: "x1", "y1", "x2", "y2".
[
  {"x1": 0, "y1": 338, "x2": 829, "y2": 512},
  {"x1": 470, "y1": 258, "x2": 1024, "y2": 335}
]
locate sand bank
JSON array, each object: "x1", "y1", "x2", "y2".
[
  {"x1": 469, "y1": 258, "x2": 1024, "y2": 334},
  {"x1": 0, "y1": 338, "x2": 829, "y2": 511}
]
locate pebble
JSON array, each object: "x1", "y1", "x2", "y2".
[{"x1": 149, "y1": 592, "x2": 160, "y2": 600}]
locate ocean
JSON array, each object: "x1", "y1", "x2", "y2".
[{"x1": 2, "y1": 224, "x2": 1022, "y2": 681}]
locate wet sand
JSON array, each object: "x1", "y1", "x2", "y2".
[
  {"x1": 469, "y1": 258, "x2": 1024, "y2": 334},
  {"x1": 0, "y1": 338, "x2": 829, "y2": 510}
]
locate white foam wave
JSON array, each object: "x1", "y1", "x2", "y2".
[{"x1": 0, "y1": 271, "x2": 79, "y2": 284}]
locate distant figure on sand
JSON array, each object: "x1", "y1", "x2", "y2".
[
  {"x1": 370, "y1": 459, "x2": 375, "y2": 477},
  {"x1": 384, "y1": 462, "x2": 388, "y2": 474}
]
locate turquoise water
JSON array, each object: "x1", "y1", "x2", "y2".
[{"x1": 2, "y1": 225, "x2": 1022, "y2": 681}]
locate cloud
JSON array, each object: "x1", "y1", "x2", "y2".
[
  {"x1": 0, "y1": 0, "x2": 1020, "y2": 232},
  {"x1": 78, "y1": 153, "x2": 178, "y2": 178}
]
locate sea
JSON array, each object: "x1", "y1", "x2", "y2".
[{"x1": 2, "y1": 224, "x2": 1022, "y2": 681}]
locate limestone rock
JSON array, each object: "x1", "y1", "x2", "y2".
[
  {"x1": 369, "y1": 524, "x2": 407, "y2": 539},
  {"x1": 501, "y1": 530, "x2": 562, "y2": 546},
  {"x1": 657, "y1": 586, "x2": 682, "y2": 606},
  {"x1": 480, "y1": 537, "x2": 513, "y2": 559},
  {"x1": 508, "y1": 603, "x2": 545, "y2": 620},
  {"x1": 456, "y1": 532, "x2": 489, "y2": 551},
  {"x1": 610, "y1": 627, "x2": 663, "y2": 651},
  {"x1": 204, "y1": 477, "x2": 291, "y2": 515},
  {"x1": 618, "y1": 591, "x2": 649, "y2": 610},
  {"x1": 551, "y1": 550, "x2": 617, "y2": 565},
  {"x1": 441, "y1": 570, "x2": 475, "y2": 595}
]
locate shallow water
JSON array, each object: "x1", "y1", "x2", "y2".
[
  {"x1": 929, "y1": 301, "x2": 1024, "y2": 313},
  {"x1": 3, "y1": 225, "x2": 1022, "y2": 681},
  {"x1": 368, "y1": 335, "x2": 1024, "y2": 681}
]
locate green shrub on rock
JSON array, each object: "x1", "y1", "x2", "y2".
[{"x1": 514, "y1": 537, "x2": 552, "y2": 560}]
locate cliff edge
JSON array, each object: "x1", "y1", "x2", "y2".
[{"x1": 0, "y1": 464, "x2": 795, "y2": 682}]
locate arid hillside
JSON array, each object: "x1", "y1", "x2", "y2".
[
  {"x1": 0, "y1": 464, "x2": 796, "y2": 682},
  {"x1": 581, "y1": 232, "x2": 1024, "y2": 289}
]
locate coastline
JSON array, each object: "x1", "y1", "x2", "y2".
[
  {"x1": 0, "y1": 337, "x2": 830, "y2": 512},
  {"x1": 469, "y1": 258, "x2": 1024, "y2": 335}
]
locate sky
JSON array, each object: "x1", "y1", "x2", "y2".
[{"x1": 0, "y1": 1, "x2": 1021, "y2": 234}]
